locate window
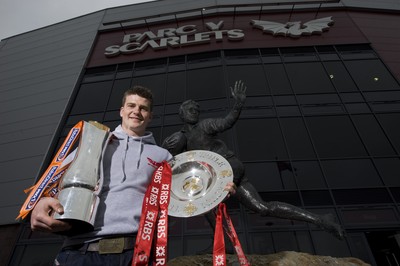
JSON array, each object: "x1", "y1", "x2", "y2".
[
  {"x1": 322, "y1": 159, "x2": 383, "y2": 188},
  {"x1": 305, "y1": 115, "x2": 367, "y2": 158}
]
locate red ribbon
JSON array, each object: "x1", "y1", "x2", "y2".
[
  {"x1": 213, "y1": 203, "x2": 250, "y2": 266},
  {"x1": 132, "y1": 161, "x2": 172, "y2": 266}
]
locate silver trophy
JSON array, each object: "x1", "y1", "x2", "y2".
[
  {"x1": 53, "y1": 121, "x2": 109, "y2": 232},
  {"x1": 168, "y1": 150, "x2": 233, "y2": 217}
]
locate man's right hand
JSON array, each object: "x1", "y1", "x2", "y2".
[{"x1": 30, "y1": 197, "x2": 72, "y2": 233}]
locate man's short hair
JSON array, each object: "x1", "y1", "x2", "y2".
[
  {"x1": 179, "y1": 100, "x2": 199, "y2": 118},
  {"x1": 122, "y1": 85, "x2": 154, "y2": 110}
]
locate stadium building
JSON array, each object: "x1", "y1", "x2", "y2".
[{"x1": 1, "y1": 0, "x2": 400, "y2": 265}]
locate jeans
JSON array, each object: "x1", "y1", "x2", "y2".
[{"x1": 54, "y1": 249, "x2": 135, "y2": 266}]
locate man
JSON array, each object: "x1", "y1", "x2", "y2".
[
  {"x1": 31, "y1": 86, "x2": 235, "y2": 265},
  {"x1": 162, "y1": 80, "x2": 344, "y2": 240}
]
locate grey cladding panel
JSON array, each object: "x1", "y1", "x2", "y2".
[{"x1": 0, "y1": 10, "x2": 105, "y2": 225}]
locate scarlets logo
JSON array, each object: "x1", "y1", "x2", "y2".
[{"x1": 147, "y1": 157, "x2": 162, "y2": 169}]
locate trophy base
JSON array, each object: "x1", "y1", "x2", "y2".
[{"x1": 53, "y1": 187, "x2": 97, "y2": 233}]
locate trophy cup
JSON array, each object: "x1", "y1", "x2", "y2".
[{"x1": 53, "y1": 121, "x2": 109, "y2": 232}]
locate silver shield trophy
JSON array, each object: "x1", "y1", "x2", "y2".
[
  {"x1": 53, "y1": 121, "x2": 109, "y2": 232},
  {"x1": 168, "y1": 150, "x2": 233, "y2": 217}
]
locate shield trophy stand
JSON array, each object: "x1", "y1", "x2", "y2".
[{"x1": 53, "y1": 121, "x2": 109, "y2": 233}]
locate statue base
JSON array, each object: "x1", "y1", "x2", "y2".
[{"x1": 167, "y1": 251, "x2": 371, "y2": 266}]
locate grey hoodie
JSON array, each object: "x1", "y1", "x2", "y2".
[{"x1": 65, "y1": 125, "x2": 172, "y2": 243}]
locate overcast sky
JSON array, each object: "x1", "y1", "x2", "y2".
[{"x1": 0, "y1": 0, "x2": 154, "y2": 41}]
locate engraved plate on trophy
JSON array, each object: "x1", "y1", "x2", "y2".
[
  {"x1": 168, "y1": 150, "x2": 233, "y2": 217},
  {"x1": 53, "y1": 121, "x2": 109, "y2": 232}
]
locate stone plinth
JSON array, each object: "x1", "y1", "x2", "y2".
[{"x1": 168, "y1": 251, "x2": 371, "y2": 266}]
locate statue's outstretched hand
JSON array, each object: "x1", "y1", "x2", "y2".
[{"x1": 231, "y1": 80, "x2": 246, "y2": 105}]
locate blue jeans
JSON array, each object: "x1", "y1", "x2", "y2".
[{"x1": 54, "y1": 249, "x2": 135, "y2": 266}]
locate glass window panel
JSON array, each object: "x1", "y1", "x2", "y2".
[
  {"x1": 184, "y1": 235, "x2": 214, "y2": 255},
  {"x1": 374, "y1": 158, "x2": 400, "y2": 186},
  {"x1": 333, "y1": 188, "x2": 392, "y2": 205},
  {"x1": 305, "y1": 116, "x2": 367, "y2": 158},
  {"x1": 249, "y1": 232, "x2": 275, "y2": 254},
  {"x1": 241, "y1": 96, "x2": 274, "y2": 118},
  {"x1": 345, "y1": 59, "x2": 400, "y2": 91},
  {"x1": 226, "y1": 65, "x2": 269, "y2": 96},
  {"x1": 297, "y1": 94, "x2": 340, "y2": 105},
  {"x1": 164, "y1": 103, "x2": 181, "y2": 115},
  {"x1": 316, "y1": 45, "x2": 340, "y2": 61},
  {"x1": 377, "y1": 113, "x2": 400, "y2": 153},
  {"x1": 324, "y1": 61, "x2": 359, "y2": 92},
  {"x1": 184, "y1": 215, "x2": 213, "y2": 233},
  {"x1": 319, "y1": 53, "x2": 340, "y2": 61},
  {"x1": 340, "y1": 92, "x2": 364, "y2": 103},
  {"x1": 364, "y1": 91, "x2": 400, "y2": 102},
  {"x1": 352, "y1": 114, "x2": 396, "y2": 156},
  {"x1": 322, "y1": 159, "x2": 383, "y2": 188},
  {"x1": 292, "y1": 161, "x2": 327, "y2": 189},
  {"x1": 371, "y1": 102, "x2": 400, "y2": 112},
  {"x1": 345, "y1": 103, "x2": 371, "y2": 114},
  {"x1": 70, "y1": 81, "x2": 113, "y2": 115},
  {"x1": 106, "y1": 78, "x2": 132, "y2": 111},
  {"x1": 264, "y1": 64, "x2": 292, "y2": 95},
  {"x1": 301, "y1": 190, "x2": 332, "y2": 206},
  {"x1": 166, "y1": 71, "x2": 186, "y2": 104},
  {"x1": 116, "y1": 62, "x2": 133, "y2": 79},
  {"x1": 103, "y1": 110, "x2": 120, "y2": 122},
  {"x1": 133, "y1": 74, "x2": 166, "y2": 105},
  {"x1": 168, "y1": 237, "x2": 183, "y2": 258},
  {"x1": 224, "y1": 49, "x2": 260, "y2": 64},
  {"x1": 66, "y1": 113, "x2": 105, "y2": 128},
  {"x1": 236, "y1": 118, "x2": 288, "y2": 161},
  {"x1": 83, "y1": 65, "x2": 116, "y2": 83},
  {"x1": 302, "y1": 105, "x2": 345, "y2": 115},
  {"x1": 311, "y1": 230, "x2": 352, "y2": 257},
  {"x1": 340, "y1": 51, "x2": 377, "y2": 60},
  {"x1": 274, "y1": 95, "x2": 297, "y2": 105},
  {"x1": 134, "y1": 58, "x2": 167, "y2": 75},
  {"x1": 261, "y1": 48, "x2": 281, "y2": 63},
  {"x1": 277, "y1": 106, "x2": 301, "y2": 117},
  {"x1": 286, "y1": 62, "x2": 335, "y2": 94},
  {"x1": 259, "y1": 191, "x2": 302, "y2": 206},
  {"x1": 163, "y1": 113, "x2": 184, "y2": 126},
  {"x1": 341, "y1": 208, "x2": 398, "y2": 224},
  {"x1": 187, "y1": 51, "x2": 221, "y2": 68},
  {"x1": 390, "y1": 188, "x2": 400, "y2": 203},
  {"x1": 244, "y1": 162, "x2": 284, "y2": 191},
  {"x1": 281, "y1": 46, "x2": 318, "y2": 62},
  {"x1": 280, "y1": 117, "x2": 316, "y2": 159},
  {"x1": 187, "y1": 66, "x2": 225, "y2": 100},
  {"x1": 273, "y1": 232, "x2": 299, "y2": 252}
]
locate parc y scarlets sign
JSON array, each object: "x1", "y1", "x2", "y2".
[{"x1": 104, "y1": 17, "x2": 333, "y2": 58}]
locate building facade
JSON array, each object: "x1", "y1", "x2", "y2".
[{"x1": 1, "y1": 0, "x2": 400, "y2": 265}]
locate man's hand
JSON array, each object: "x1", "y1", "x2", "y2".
[
  {"x1": 231, "y1": 80, "x2": 246, "y2": 105},
  {"x1": 30, "y1": 197, "x2": 72, "y2": 233},
  {"x1": 224, "y1": 181, "x2": 237, "y2": 196}
]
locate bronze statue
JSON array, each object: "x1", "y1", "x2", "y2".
[{"x1": 162, "y1": 80, "x2": 344, "y2": 239}]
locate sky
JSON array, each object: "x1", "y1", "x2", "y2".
[{"x1": 0, "y1": 0, "x2": 155, "y2": 41}]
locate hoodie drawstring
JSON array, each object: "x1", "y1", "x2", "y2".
[
  {"x1": 121, "y1": 136, "x2": 144, "y2": 183},
  {"x1": 121, "y1": 136, "x2": 129, "y2": 182}
]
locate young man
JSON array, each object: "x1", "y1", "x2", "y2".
[{"x1": 31, "y1": 86, "x2": 173, "y2": 265}]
